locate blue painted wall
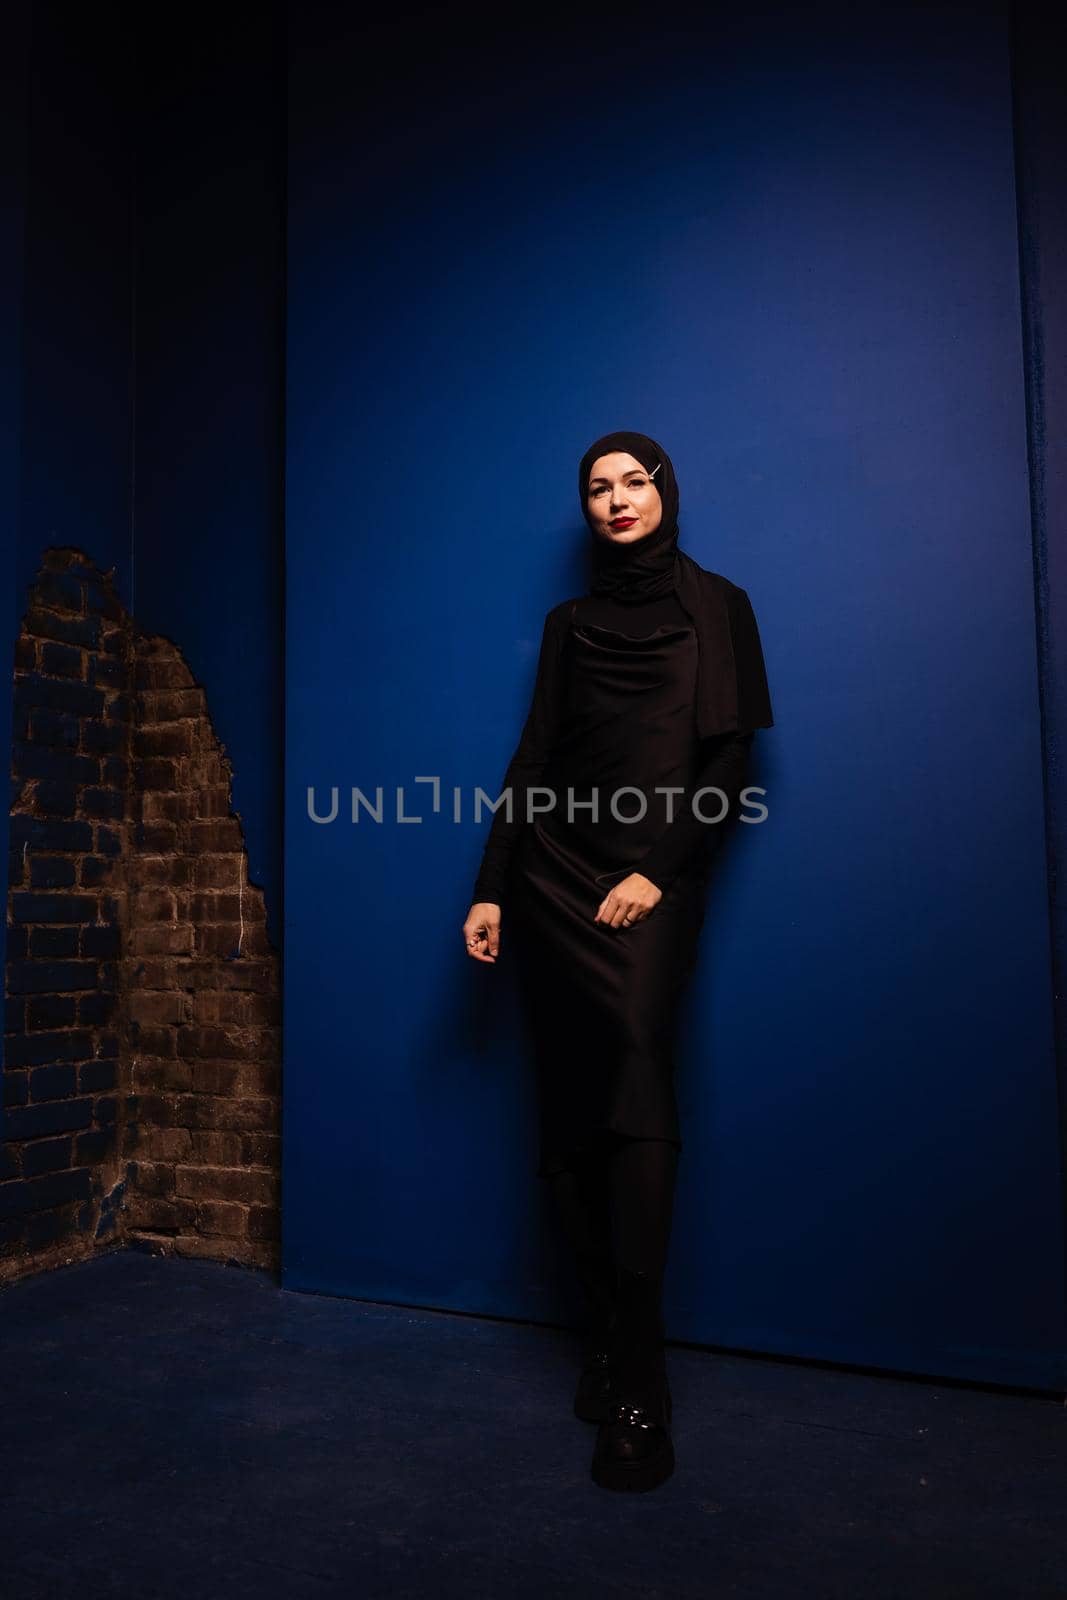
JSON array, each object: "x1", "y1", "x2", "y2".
[
  {"x1": 2, "y1": 1, "x2": 133, "y2": 1129},
  {"x1": 1, "y1": 0, "x2": 31, "y2": 1087},
  {"x1": 3, "y1": 2, "x2": 286, "y2": 1099},
  {"x1": 132, "y1": 13, "x2": 286, "y2": 942},
  {"x1": 283, "y1": 1, "x2": 1066, "y2": 1386},
  {"x1": 16, "y1": 1, "x2": 133, "y2": 608}
]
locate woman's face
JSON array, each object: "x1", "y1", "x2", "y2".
[{"x1": 585, "y1": 451, "x2": 663, "y2": 545}]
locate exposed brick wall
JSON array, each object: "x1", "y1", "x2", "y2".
[{"x1": 1, "y1": 548, "x2": 280, "y2": 1284}]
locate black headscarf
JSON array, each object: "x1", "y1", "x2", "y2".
[
  {"x1": 579, "y1": 429, "x2": 681, "y2": 602},
  {"x1": 577, "y1": 429, "x2": 774, "y2": 736}
]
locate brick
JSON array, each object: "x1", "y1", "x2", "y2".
[
  {"x1": 24, "y1": 1167, "x2": 93, "y2": 1213},
  {"x1": 30, "y1": 927, "x2": 79, "y2": 958},
  {"x1": 174, "y1": 1165, "x2": 277, "y2": 1205},
  {"x1": 83, "y1": 719, "x2": 125, "y2": 754},
  {"x1": 131, "y1": 1023, "x2": 177, "y2": 1058},
  {"x1": 31, "y1": 710, "x2": 81, "y2": 745},
  {"x1": 2, "y1": 1099, "x2": 94, "y2": 1141},
  {"x1": 139, "y1": 1128, "x2": 193, "y2": 1162},
  {"x1": 195, "y1": 1201, "x2": 247, "y2": 1238},
  {"x1": 204, "y1": 958, "x2": 276, "y2": 994},
  {"x1": 123, "y1": 1196, "x2": 197, "y2": 1231},
  {"x1": 241, "y1": 1133, "x2": 280, "y2": 1167},
  {"x1": 82, "y1": 787, "x2": 124, "y2": 821},
  {"x1": 13, "y1": 673, "x2": 103, "y2": 716},
  {"x1": 92, "y1": 655, "x2": 125, "y2": 688},
  {"x1": 22, "y1": 1137, "x2": 74, "y2": 1177},
  {"x1": 191, "y1": 1131, "x2": 244, "y2": 1164},
  {"x1": 78, "y1": 990, "x2": 117, "y2": 1026},
  {"x1": 6, "y1": 960, "x2": 102, "y2": 994},
  {"x1": 132, "y1": 889, "x2": 176, "y2": 923},
  {"x1": 127, "y1": 959, "x2": 180, "y2": 989},
  {"x1": 126, "y1": 1161, "x2": 175, "y2": 1198},
  {"x1": 0, "y1": 1181, "x2": 32, "y2": 1219},
  {"x1": 199, "y1": 923, "x2": 274, "y2": 958},
  {"x1": 81, "y1": 925, "x2": 121, "y2": 959},
  {"x1": 143, "y1": 792, "x2": 198, "y2": 823},
  {"x1": 14, "y1": 636, "x2": 36, "y2": 669},
  {"x1": 128, "y1": 925, "x2": 194, "y2": 956},
  {"x1": 190, "y1": 1061, "x2": 242, "y2": 1095},
  {"x1": 177, "y1": 1026, "x2": 251, "y2": 1061},
  {"x1": 8, "y1": 1031, "x2": 94, "y2": 1067},
  {"x1": 80, "y1": 855, "x2": 116, "y2": 887},
  {"x1": 76, "y1": 1128, "x2": 117, "y2": 1164},
  {"x1": 187, "y1": 820, "x2": 244, "y2": 852},
  {"x1": 129, "y1": 991, "x2": 187, "y2": 1026},
  {"x1": 23, "y1": 607, "x2": 100, "y2": 647},
  {"x1": 133, "y1": 1059, "x2": 192, "y2": 1093},
  {"x1": 174, "y1": 1095, "x2": 274, "y2": 1133},
  {"x1": 79, "y1": 1059, "x2": 116, "y2": 1092},
  {"x1": 133, "y1": 725, "x2": 195, "y2": 758},
  {"x1": 34, "y1": 571, "x2": 84, "y2": 612},
  {"x1": 241, "y1": 1061, "x2": 280, "y2": 1096},
  {"x1": 134, "y1": 856, "x2": 193, "y2": 888},
  {"x1": 30, "y1": 857, "x2": 77, "y2": 889},
  {"x1": 96, "y1": 825, "x2": 122, "y2": 856},
  {"x1": 195, "y1": 789, "x2": 233, "y2": 820},
  {"x1": 29, "y1": 1062, "x2": 79, "y2": 1099},
  {"x1": 10, "y1": 893, "x2": 100, "y2": 924},
  {"x1": 12, "y1": 739, "x2": 97, "y2": 784},
  {"x1": 33, "y1": 781, "x2": 78, "y2": 817},
  {"x1": 192, "y1": 991, "x2": 279, "y2": 1027},
  {"x1": 8, "y1": 816, "x2": 94, "y2": 852},
  {"x1": 129, "y1": 1093, "x2": 177, "y2": 1127},
  {"x1": 4, "y1": 1074, "x2": 29, "y2": 1107},
  {"x1": 133, "y1": 656, "x2": 196, "y2": 690},
  {"x1": 137, "y1": 688, "x2": 197, "y2": 721},
  {"x1": 187, "y1": 893, "x2": 245, "y2": 922},
  {"x1": 134, "y1": 822, "x2": 178, "y2": 852},
  {"x1": 25, "y1": 1210, "x2": 79, "y2": 1251},
  {"x1": 40, "y1": 641, "x2": 84, "y2": 679},
  {"x1": 6, "y1": 995, "x2": 26, "y2": 1033},
  {"x1": 247, "y1": 1205, "x2": 280, "y2": 1242},
  {"x1": 27, "y1": 994, "x2": 77, "y2": 1029}
]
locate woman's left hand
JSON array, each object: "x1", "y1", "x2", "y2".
[{"x1": 593, "y1": 872, "x2": 663, "y2": 929}]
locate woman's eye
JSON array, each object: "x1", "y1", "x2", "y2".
[{"x1": 591, "y1": 479, "x2": 644, "y2": 497}]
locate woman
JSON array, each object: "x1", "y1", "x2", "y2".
[{"x1": 463, "y1": 429, "x2": 773, "y2": 1493}]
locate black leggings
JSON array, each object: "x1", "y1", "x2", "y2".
[{"x1": 547, "y1": 1132, "x2": 679, "y2": 1287}]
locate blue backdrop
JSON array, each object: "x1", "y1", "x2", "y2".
[{"x1": 282, "y1": 1, "x2": 1066, "y2": 1386}]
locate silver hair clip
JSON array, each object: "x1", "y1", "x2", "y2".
[{"x1": 649, "y1": 462, "x2": 662, "y2": 477}]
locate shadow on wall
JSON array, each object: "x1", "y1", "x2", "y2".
[{"x1": 1, "y1": 548, "x2": 281, "y2": 1286}]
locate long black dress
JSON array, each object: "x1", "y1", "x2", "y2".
[{"x1": 472, "y1": 589, "x2": 755, "y2": 1178}]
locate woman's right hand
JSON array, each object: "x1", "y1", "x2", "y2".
[{"x1": 464, "y1": 902, "x2": 501, "y2": 963}]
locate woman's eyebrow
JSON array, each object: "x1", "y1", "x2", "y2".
[{"x1": 588, "y1": 470, "x2": 645, "y2": 487}]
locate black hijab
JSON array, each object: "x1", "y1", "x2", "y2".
[{"x1": 577, "y1": 429, "x2": 774, "y2": 736}]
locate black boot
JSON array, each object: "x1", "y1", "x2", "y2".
[
  {"x1": 590, "y1": 1264, "x2": 674, "y2": 1492},
  {"x1": 573, "y1": 1251, "x2": 619, "y2": 1422}
]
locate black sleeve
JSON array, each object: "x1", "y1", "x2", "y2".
[
  {"x1": 471, "y1": 607, "x2": 565, "y2": 908},
  {"x1": 634, "y1": 730, "x2": 756, "y2": 893},
  {"x1": 730, "y1": 584, "x2": 773, "y2": 730}
]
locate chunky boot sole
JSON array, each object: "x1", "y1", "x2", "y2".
[{"x1": 590, "y1": 1380, "x2": 674, "y2": 1492}]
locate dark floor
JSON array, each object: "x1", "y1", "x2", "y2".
[{"x1": 2, "y1": 1250, "x2": 1064, "y2": 1599}]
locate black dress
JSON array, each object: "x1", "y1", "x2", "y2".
[{"x1": 472, "y1": 590, "x2": 755, "y2": 1178}]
